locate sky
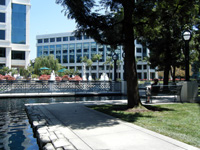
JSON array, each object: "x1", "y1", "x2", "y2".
[{"x1": 29, "y1": 0, "x2": 76, "y2": 60}]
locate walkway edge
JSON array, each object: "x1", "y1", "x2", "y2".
[{"x1": 25, "y1": 103, "x2": 92, "y2": 150}]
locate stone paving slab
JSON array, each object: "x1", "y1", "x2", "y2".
[{"x1": 25, "y1": 102, "x2": 200, "y2": 150}]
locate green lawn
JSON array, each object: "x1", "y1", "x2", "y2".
[{"x1": 88, "y1": 103, "x2": 200, "y2": 148}]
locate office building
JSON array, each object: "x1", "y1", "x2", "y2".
[
  {"x1": 36, "y1": 32, "x2": 157, "y2": 80},
  {"x1": 0, "y1": 0, "x2": 31, "y2": 69}
]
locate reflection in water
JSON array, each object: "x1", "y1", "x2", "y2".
[{"x1": 0, "y1": 95, "x2": 126, "y2": 150}]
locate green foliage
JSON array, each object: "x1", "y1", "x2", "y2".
[
  {"x1": 0, "y1": 67, "x2": 10, "y2": 75},
  {"x1": 33, "y1": 55, "x2": 61, "y2": 75},
  {"x1": 31, "y1": 74, "x2": 38, "y2": 79},
  {"x1": 137, "y1": 0, "x2": 199, "y2": 84}
]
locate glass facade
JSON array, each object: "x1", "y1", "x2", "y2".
[
  {"x1": 76, "y1": 43, "x2": 82, "y2": 63},
  {"x1": 69, "y1": 44, "x2": 75, "y2": 63},
  {"x1": 50, "y1": 45, "x2": 55, "y2": 55},
  {"x1": 83, "y1": 43, "x2": 89, "y2": 58},
  {"x1": 12, "y1": 3, "x2": 26, "y2": 44},
  {"x1": 43, "y1": 46, "x2": 48, "y2": 55},
  {"x1": 12, "y1": 51, "x2": 25, "y2": 60},
  {"x1": 0, "y1": 48, "x2": 6, "y2": 57},
  {"x1": 37, "y1": 46, "x2": 42, "y2": 56},
  {"x1": 0, "y1": 13, "x2": 5, "y2": 23},
  {"x1": 36, "y1": 34, "x2": 155, "y2": 80},
  {"x1": 0, "y1": 30, "x2": 5, "y2": 40},
  {"x1": 56, "y1": 45, "x2": 61, "y2": 63}
]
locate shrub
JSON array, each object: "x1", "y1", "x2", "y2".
[
  {"x1": 0, "y1": 74, "x2": 4, "y2": 80},
  {"x1": 70, "y1": 75, "x2": 83, "y2": 81},
  {"x1": 39, "y1": 74, "x2": 50, "y2": 80},
  {"x1": 62, "y1": 75, "x2": 70, "y2": 81},
  {"x1": 56, "y1": 76, "x2": 62, "y2": 81},
  {"x1": 4, "y1": 75, "x2": 16, "y2": 80}
]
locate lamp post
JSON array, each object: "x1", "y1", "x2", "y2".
[
  {"x1": 122, "y1": 52, "x2": 126, "y2": 81},
  {"x1": 112, "y1": 53, "x2": 118, "y2": 81},
  {"x1": 182, "y1": 30, "x2": 192, "y2": 81}
]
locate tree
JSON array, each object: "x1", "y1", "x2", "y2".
[
  {"x1": 0, "y1": 67, "x2": 10, "y2": 75},
  {"x1": 86, "y1": 59, "x2": 93, "y2": 79},
  {"x1": 137, "y1": 0, "x2": 199, "y2": 85},
  {"x1": 34, "y1": 55, "x2": 61, "y2": 75},
  {"x1": 92, "y1": 54, "x2": 102, "y2": 80},
  {"x1": 103, "y1": 56, "x2": 113, "y2": 79},
  {"x1": 56, "y1": 0, "x2": 160, "y2": 108}
]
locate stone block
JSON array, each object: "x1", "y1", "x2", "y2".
[
  {"x1": 43, "y1": 143, "x2": 55, "y2": 150},
  {"x1": 52, "y1": 139, "x2": 71, "y2": 149}
]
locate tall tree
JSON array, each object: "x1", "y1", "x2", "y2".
[
  {"x1": 56, "y1": 0, "x2": 156, "y2": 108},
  {"x1": 137, "y1": 0, "x2": 199, "y2": 85}
]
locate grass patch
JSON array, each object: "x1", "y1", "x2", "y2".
[{"x1": 88, "y1": 103, "x2": 200, "y2": 148}]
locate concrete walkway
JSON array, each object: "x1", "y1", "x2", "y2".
[{"x1": 25, "y1": 101, "x2": 199, "y2": 150}]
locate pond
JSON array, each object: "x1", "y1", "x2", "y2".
[{"x1": 0, "y1": 96, "x2": 126, "y2": 150}]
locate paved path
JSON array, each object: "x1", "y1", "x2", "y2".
[{"x1": 25, "y1": 101, "x2": 199, "y2": 150}]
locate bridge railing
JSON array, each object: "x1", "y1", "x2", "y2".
[{"x1": 0, "y1": 80, "x2": 121, "y2": 94}]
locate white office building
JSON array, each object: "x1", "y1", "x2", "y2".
[
  {"x1": 36, "y1": 32, "x2": 157, "y2": 80},
  {"x1": 0, "y1": 0, "x2": 31, "y2": 69}
]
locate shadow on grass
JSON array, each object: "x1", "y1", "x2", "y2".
[
  {"x1": 143, "y1": 105, "x2": 175, "y2": 112},
  {"x1": 90, "y1": 104, "x2": 175, "y2": 123}
]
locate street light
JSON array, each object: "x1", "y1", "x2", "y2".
[
  {"x1": 112, "y1": 53, "x2": 118, "y2": 81},
  {"x1": 122, "y1": 52, "x2": 126, "y2": 81},
  {"x1": 182, "y1": 30, "x2": 192, "y2": 81}
]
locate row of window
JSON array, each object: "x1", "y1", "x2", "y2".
[
  {"x1": 37, "y1": 35, "x2": 90, "y2": 44},
  {"x1": 0, "y1": 47, "x2": 25, "y2": 60}
]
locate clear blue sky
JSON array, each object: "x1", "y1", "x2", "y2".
[{"x1": 30, "y1": 0, "x2": 76, "y2": 60}]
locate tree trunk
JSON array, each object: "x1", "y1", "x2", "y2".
[
  {"x1": 163, "y1": 65, "x2": 170, "y2": 85},
  {"x1": 123, "y1": 1, "x2": 141, "y2": 108}
]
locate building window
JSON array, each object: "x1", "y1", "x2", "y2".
[
  {"x1": 50, "y1": 45, "x2": 55, "y2": 55},
  {"x1": 136, "y1": 48, "x2": 142, "y2": 53},
  {"x1": 12, "y1": 3, "x2": 26, "y2": 44},
  {"x1": 83, "y1": 43, "x2": 89, "y2": 58},
  {"x1": 63, "y1": 37, "x2": 68, "y2": 41},
  {"x1": 69, "y1": 44, "x2": 75, "y2": 63},
  {"x1": 137, "y1": 73, "x2": 142, "y2": 79},
  {"x1": 0, "y1": 30, "x2": 5, "y2": 40},
  {"x1": 70, "y1": 36, "x2": 75, "y2": 41},
  {"x1": 137, "y1": 65, "x2": 142, "y2": 70},
  {"x1": 76, "y1": 43, "x2": 82, "y2": 63},
  {"x1": 12, "y1": 51, "x2": 25, "y2": 60},
  {"x1": 84, "y1": 35, "x2": 89, "y2": 40},
  {"x1": 0, "y1": 0, "x2": 5, "y2": 5},
  {"x1": 38, "y1": 39, "x2": 43, "y2": 43},
  {"x1": 44, "y1": 38, "x2": 49, "y2": 43},
  {"x1": 37, "y1": 46, "x2": 43, "y2": 57},
  {"x1": 0, "y1": 47, "x2": 6, "y2": 57},
  {"x1": 56, "y1": 37, "x2": 62, "y2": 42},
  {"x1": 143, "y1": 65, "x2": 147, "y2": 70},
  {"x1": 50, "y1": 38, "x2": 55, "y2": 42},
  {"x1": 0, "y1": 64, "x2": 5, "y2": 69},
  {"x1": 143, "y1": 47, "x2": 147, "y2": 57},
  {"x1": 63, "y1": 55, "x2": 68, "y2": 63},
  {"x1": 0, "y1": 13, "x2": 5, "y2": 23},
  {"x1": 43, "y1": 46, "x2": 49, "y2": 55},
  {"x1": 56, "y1": 45, "x2": 61, "y2": 55}
]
